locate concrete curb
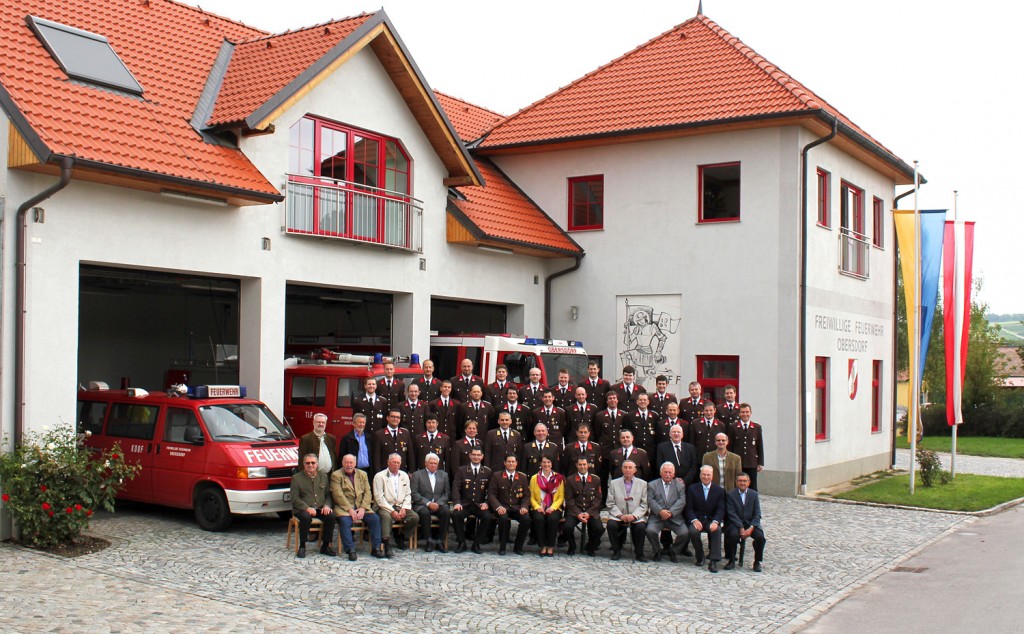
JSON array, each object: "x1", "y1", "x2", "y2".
[{"x1": 799, "y1": 493, "x2": 1024, "y2": 517}]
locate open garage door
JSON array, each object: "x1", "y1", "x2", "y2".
[
  {"x1": 285, "y1": 285, "x2": 393, "y2": 358},
  {"x1": 430, "y1": 298, "x2": 507, "y2": 334},
  {"x1": 78, "y1": 265, "x2": 240, "y2": 391}
]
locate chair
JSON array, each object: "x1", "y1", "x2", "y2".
[
  {"x1": 286, "y1": 516, "x2": 323, "y2": 553},
  {"x1": 336, "y1": 519, "x2": 370, "y2": 553},
  {"x1": 423, "y1": 516, "x2": 450, "y2": 550}
]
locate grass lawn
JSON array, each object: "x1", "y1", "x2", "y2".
[
  {"x1": 895, "y1": 435, "x2": 1024, "y2": 459},
  {"x1": 837, "y1": 473, "x2": 1024, "y2": 512}
]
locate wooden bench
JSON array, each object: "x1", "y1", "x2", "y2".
[{"x1": 286, "y1": 516, "x2": 323, "y2": 553}]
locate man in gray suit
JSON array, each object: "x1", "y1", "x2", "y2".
[
  {"x1": 725, "y1": 472, "x2": 766, "y2": 572},
  {"x1": 605, "y1": 460, "x2": 649, "y2": 561},
  {"x1": 410, "y1": 453, "x2": 451, "y2": 552},
  {"x1": 645, "y1": 462, "x2": 688, "y2": 562}
]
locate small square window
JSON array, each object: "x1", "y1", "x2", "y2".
[
  {"x1": 568, "y1": 175, "x2": 603, "y2": 231},
  {"x1": 699, "y1": 162, "x2": 741, "y2": 222}
]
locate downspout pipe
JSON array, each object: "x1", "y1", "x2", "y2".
[
  {"x1": 798, "y1": 116, "x2": 837, "y2": 495},
  {"x1": 15, "y1": 156, "x2": 74, "y2": 445},
  {"x1": 890, "y1": 187, "x2": 915, "y2": 467},
  {"x1": 543, "y1": 254, "x2": 584, "y2": 339}
]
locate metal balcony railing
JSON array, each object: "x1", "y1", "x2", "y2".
[
  {"x1": 839, "y1": 227, "x2": 870, "y2": 279},
  {"x1": 285, "y1": 175, "x2": 423, "y2": 252}
]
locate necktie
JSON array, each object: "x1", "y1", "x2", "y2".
[
  {"x1": 473, "y1": 467, "x2": 478, "y2": 477},
  {"x1": 592, "y1": 380, "x2": 597, "y2": 387},
  {"x1": 675, "y1": 445, "x2": 681, "y2": 462},
  {"x1": 429, "y1": 434, "x2": 435, "y2": 443},
  {"x1": 624, "y1": 448, "x2": 630, "y2": 460},
  {"x1": 503, "y1": 431, "x2": 508, "y2": 443},
  {"x1": 626, "y1": 386, "x2": 631, "y2": 396},
  {"x1": 392, "y1": 430, "x2": 397, "y2": 439},
  {"x1": 475, "y1": 404, "x2": 479, "y2": 412},
  {"x1": 508, "y1": 473, "x2": 513, "y2": 482}
]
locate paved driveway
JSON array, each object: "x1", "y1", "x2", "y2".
[{"x1": 0, "y1": 495, "x2": 969, "y2": 633}]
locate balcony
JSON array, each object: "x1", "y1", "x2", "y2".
[
  {"x1": 285, "y1": 175, "x2": 423, "y2": 252},
  {"x1": 839, "y1": 227, "x2": 870, "y2": 279}
]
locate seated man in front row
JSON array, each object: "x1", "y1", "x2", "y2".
[
  {"x1": 725, "y1": 472, "x2": 767, "y2": 572},
  {"x1": 685, "y1": 464, "x2": 725, "y2": 573},
  {"x1": 645, "y1": 462, "x2": 688, "y2": 563},
  {"x1": 606, "y1": 460, "x2": 648, "y2": 561},
  {"x1": 290, "y1": 453, "x2": 337, "y2": 559},
  {"x1": 410, "y1": 453, "x2": 451, "y2": 553},
  {"x1": 331, "y1": 454, "x2": 384, "y2": 561},
  {"x1": 372, "y1": 453, "x2": 419, "y2": 556}
]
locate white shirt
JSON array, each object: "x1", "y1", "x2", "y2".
[
  {"x1": 427, "y1": 470, "x2": 436, "y2": 492},
  {"x1": 316, "y1": 434, "x2": 332, "y2": 473},
  {"x1": 717, "y1": 454, "x2": 727, "y2": 488},
  {"x1": 389, "y1": 470, "x2": 402, "y2": 498}
]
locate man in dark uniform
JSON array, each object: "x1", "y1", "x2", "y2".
[
  {"x1": 398, "y1": 383, "x2": 429, "y2": 435},
  {"x1": 487, "y1": 454, "x2": 532, "y2": 555},
  {"x1": 624, "y1": 392, "x2": 658, "y2": 456},
  {"x1": 414, "y1": 415, "x2": 451, "y2": 472},
  {"x1": 647, "y1": 375, "x2": 678, "y2": 419},
  {"x1": 353, "y1": 377, "x2": 390, "y2": 433},
  {"x1": 377, "y1": 360, "x2": 406, "y2": 405},
  {"x1": 373, "y1": 409, "x2": 415, "y2": 472},
  {"x1": 459, "y1": 385, "x2": 494, "y2": 437},
  {"x1": 290, "y1": 453, "x2": 336, "y2": 558},
  {"x1": 563, "y1": 456, "x2": 605, "y2": 556},
  {"x1": 562, "y1": 423, "x2": 602, "y2": 475},
  {"x1": 608, "y1": 429, "x2": 651, "y2": 480},
  {"x1": 519, "y1": 367, "x2": 545, "y2": 411},
  {"x1": 549, "y1": 368, "x2": 575, "y2": 411},
  {"x1": 689, "y1": 401, "x2": 728, "y2": 457},
  {"x1": 655, "y1": 402, "x2": 686, "y2": 447},
  {"x1": 496, "y1": 386, "x2": 532, "y2": 436},
  {"x1": 450, "y1": 420, "x2": 484, "y2": 476},
  {"x1": 450, "y1": 358, "x2": 484, "y2": 403},
  {"x1": 594, "y1": 390, "x2": 627, "y2": 481},
  {"x1": 484, "y1": 411, "x2": 524, "y2": 473},
  {"x1": 717, "y1": 385, "x2": 742, "y2": 427},
  {"x1": 609, "y1": 365, "x2": 646, "y2": 414},
  {"x1": 411, "y1": 358, "x2": 442, "y2": 402},
  {"x1": 729, "y1": 403, "x2": 765, "y2": 490},
  {"x1": 565, "y1": 387, "x2": 597, "y2": 438},
  {"x1": 520, "y1": 423, "x2": 562, "y2": 477},
  {"x1": 532, "y1": 389, "x2": 568, "y2": 446},
  {"x1": 484, "y1": 364, "x2": 514, "y2": 406},
  {"x1": 428, "y1": 380, "x2": 461, "y2": 439},
  {"x1": 581, "y1": 360, "x2": 611, "y2": 410},
  {"x1": 452, "y1": 446, "x2": 492, "y2": 554},
  {"x1": 679, "y1": 381, "x2": 707, "y2": 423}
]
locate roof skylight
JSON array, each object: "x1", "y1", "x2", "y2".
[{"x1": 26, "y1": 15, "x2": 143, "y2": 95}]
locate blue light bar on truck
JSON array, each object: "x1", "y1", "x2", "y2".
[
  {"x1": 522, "y1": 338, "x2": 584, "y2": 347},
  {"x1": 192, "y1": 385, "x2": 246, "y2": 398}
]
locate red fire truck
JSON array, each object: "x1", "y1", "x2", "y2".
[
  {"x1": 429, "y1": 334, "x2": 589, "y2": 385},
  {"x1": 78, "y1": 383, "x2": 298, "y2": 531}
]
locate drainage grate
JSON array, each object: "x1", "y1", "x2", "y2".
[{"x1": 892, "y1": 566, "x2": 928, "y2": 573}]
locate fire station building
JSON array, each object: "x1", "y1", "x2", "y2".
[{"x1": 1, "y1": 0, "x2": 912, "y2": 498}]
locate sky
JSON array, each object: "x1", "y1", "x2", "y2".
[{"x1": 192, "y1": 0, "x2": 1022, "y2": 314}]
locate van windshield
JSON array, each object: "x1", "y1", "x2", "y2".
[
  {"x1": 539, "y1": 353, "x2": 590, "y2": 383},
  {"x1": 199, "y1": 403, "x2": 294, "y2": 442}
]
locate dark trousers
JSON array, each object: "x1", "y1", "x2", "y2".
[
  {"x1": 293, "y1": 509, "x2": 335, "y2": 546},
  {"x1": 453, "y1": 505, "x2": 492, "y2": 545},
  {"x1": 494, "y1": 510, "x2": 532, "y2": 549},
  {"x1": 416, "y1": 505, "x2": 451, "y2": 543},
  {"x1": 725, "y1": 525, "x2": 766, "y2": 562},
  {"x1": 564, "y1": 514, "x2": 605, "y2": 553},
  {"x1": 688, "y1": 521, "x2": 723, "y2": 561},
  {"x1": 607, "y1": 519, "x2": 646, "y2": 555},
  {"x1": 530, "y1": 509, "x2": 562, "y2": 548},
  {"x1": 743, "y1": 468, "x2": 759, "y2": 491}
]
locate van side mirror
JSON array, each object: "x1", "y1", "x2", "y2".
[{"x1": 184, "y1": 425, "x2": 205, "y2": 445}]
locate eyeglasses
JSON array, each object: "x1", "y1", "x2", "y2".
[{"x1": 304, "y1": 461, "x2": 317, "y2": 465}]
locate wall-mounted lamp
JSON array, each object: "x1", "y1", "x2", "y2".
[
  {"x1": 419, "y1": 258, "x2": 427, "y2": 271},
  {"x1": 32, "y1": 207, "x2": 45, "y2": 223},
  {"x1": 262, "y1": 237, "x2": 272, "y2": 251},
  {"x1": 570, "y1": 306, "x2": 579, "y2": 320}
]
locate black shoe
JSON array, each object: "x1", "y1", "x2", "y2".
[
  {"x1": 371, "y1": 548, "x2": 385, "y2": 559},
  {"x1": 425, "y1": 541, "x2": 433, "y2": 553},
  {"x1": 437, "y1": 544, "x2": 447, "y2": 554},
  {"x1": 753, "y1": 561, "x2": 762, "y2": 572},
  {"x1": 296, "y1": 547, "x2": 306, "y2": 559},
  {"x1": 681, "y1": 547, "x2": 693, "y2": 557},
  {"x1": 667, "y1": 550, "x2": 678, "y2": 563},
  {"x1": 566, "y1": 545, "x2": 577, "y2": 556},
  {"x1": 498, "y1": 546, "x2": 507, "y2": 556},
  {"x1": 634, "y1": 553, "x2": 646, "y2": 562},
  {"x1": 708, "y1": 561, "x2": 718, "y2": 573},
  {"x1": 724, "y1": 559, "x2": 736, "y2": 571},
  {"x1": 471, "y1": 543, "x2": 483, "y2": 554},
  {"x1": 383, "y1": 541, "x2": 394, "y2": 558},
  {"x1": 320, "y1": 545, "x2": 337, "y2": 557},
  {"x1": 694, "y1": 555, "x2": 705, "y2": 567},
  {"x1": 610, "y1": 550, "x2": 621, "y2": 561},
  {"x1": 514, "y1": 547, "x2": 525, "y2": 556},
  {"x1": 455, "y1": 541, "x2": 467, "y2": 553},
  {"x1": 348, "y1": 551, "x2": 357, "y2": 562},
  {"x1": 557, "y1": 535, "x2": 568, "y2": 547},
  {"x1": 585, "y1": 548, "x2": 597, "y2": 557},
  {"x1": 652, "y1": 550, "x2": 663, "y2": 562},
  {"x1": 527, "y1": 537, "x2": 537, "y2": 546},
  {"x1": 396, "y1": 537, "x2": 407, "y2": 550}
]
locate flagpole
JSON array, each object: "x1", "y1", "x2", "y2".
[
  {"x1": 909, "y1": 161, "x2": 920, "y2": 495},
  {"x1": 950, "y1": 190, "x2": 959, "y2": 479}
]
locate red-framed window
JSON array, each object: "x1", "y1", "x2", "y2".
[
  {"x1": 568, "y1": 175, "x2": 604, "y2": 231},
  {"x1": 816, "y1": 168, "x2": 830, "y2": 228},
  {"x1": 814, "y1": 357, "x2": 829, "y2": 440},
  {"x1": 287, "y1": 116, "x2": 412, "y2": 243},
  {"x1": 872, "y1": 196, "x2": 884, "y2": 249},
  {"x1": 871, "y1": 360, "x2": 882, "y2": 433},
  {"x1": 698, "y1": 162, "x2": 741, "y2": 223},
  {"x1": 696, "y1": 355, "x2": 739, "y2": 403},
  {"x1": 840, "y1": 181, "x2": 865, "y2": 238}
]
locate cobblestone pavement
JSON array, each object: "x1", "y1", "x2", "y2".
[
  {"x1": 0, "y1": 496, "x2": 971, "y2": 633},
  {"x1": 895, "y1": 448, "x2": 1024, "y2": 478}
]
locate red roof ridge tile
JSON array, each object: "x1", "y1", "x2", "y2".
[
  {"x1": 230, "y1": 13, "x2": 376, "y2": 45},
  {"x1": 433, "y1": 89, "x2": 505, "y2": 119},
  {"x1": 162, "y1": 0, "x2": 268, "y2": 37}
]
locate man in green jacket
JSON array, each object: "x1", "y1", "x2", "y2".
[{"x1": 290, "y1": 453, "x2": 337, "y2": 558}]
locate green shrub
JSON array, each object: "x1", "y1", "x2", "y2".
[
  {"x1": 1, "y1": 425, "x2": 138, "y2": 548},
  {"x1": 916, "y1": 447, "x2": 951, "y2": 487}
]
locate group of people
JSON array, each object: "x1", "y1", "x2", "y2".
[{"x1": 290, "y1": 359, "x2": 767, "y2": 572}]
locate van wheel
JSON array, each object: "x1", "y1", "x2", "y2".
[{"x1": 194, "y1": 486, "x2": 232, "y2": 531}]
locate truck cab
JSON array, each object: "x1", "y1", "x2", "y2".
[{"x1": 429, "y1": 334, "x2": 589, "y2": 385}]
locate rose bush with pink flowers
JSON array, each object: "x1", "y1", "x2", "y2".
[{"x1": 0, "y1": 425, "x2": 138, "y2": 548}]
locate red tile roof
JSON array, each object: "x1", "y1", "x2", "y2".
[
  {"x1": 449, "y1": 159, "x2": 581, "y2": 255},
  {"x1": 433, "y1": 91, "x2": 505, "y2": 144},
  {"x1": 479, "y1": 14, "x2": 899, "y2": 168},
  {"x1": 0, "y1": 0, "x2": 282, "y2": 199},
  {"x1": 209, "y1": 15, "x2": 373, "y2": 127}
]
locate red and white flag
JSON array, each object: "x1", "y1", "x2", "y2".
[{"x1": 943, "y1": 220, "x2": 975, "y2": 426}]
